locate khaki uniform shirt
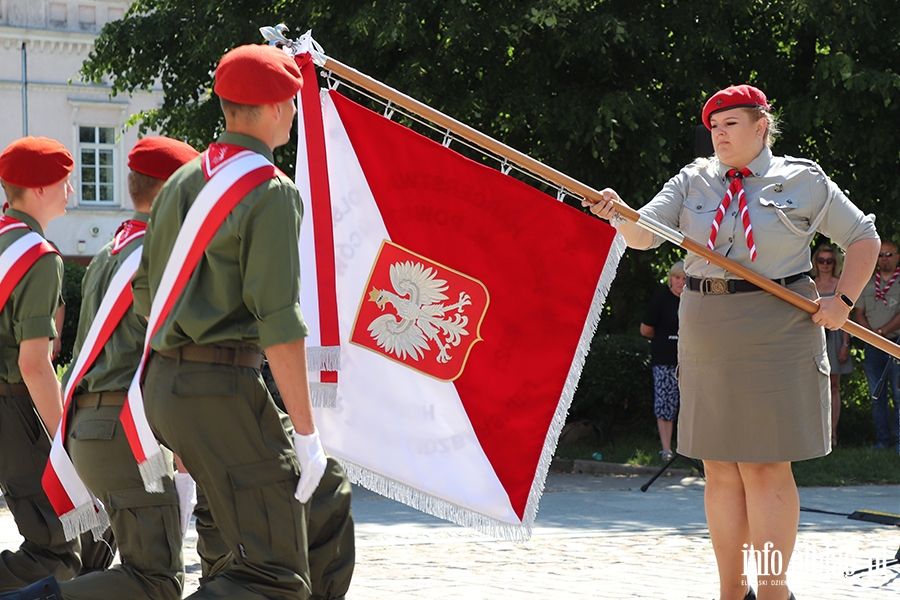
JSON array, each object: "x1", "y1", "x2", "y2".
[
  {"x1": 63, "y1": 212, "x2": 149, "y2": 393},
  {"x1": 639, "y1": 146, "x2": 878, "y2": 279},
  {"x1": 856, "y1": 275, "x2": 900, "y2": 331},
  {"x1": 0, "y1": 208, "x2": 64, "y2": 383},
  {"x1": 133, "y1": 132, "x2": 309, "y2": 350}
]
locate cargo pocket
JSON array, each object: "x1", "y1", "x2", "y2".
[
  {"x1": 68, "y1": 419, "x2": 116, "y2": 441},
  {"x1": 4, "y1": 475, "x2": 65, "y2": 547},
  {"x1": 106, "y1": 484, "x2": 182, "y2": 571},
  {"x1": 228, "y1": 454, "x2": 302, "y2": 560}
]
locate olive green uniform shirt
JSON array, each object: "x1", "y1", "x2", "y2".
[
  {"x1": 62, "y1": 212, "x2": 149, "y2": 393},
  {"x1": 639, "y1": 146, "x2": 878, "y2": 279},
  {"x1": 0, "y1": 208, "x2": 63, "y2": 383},
  {"x1": 133, "y1": 132, "x2": 309, "y2": 349}
]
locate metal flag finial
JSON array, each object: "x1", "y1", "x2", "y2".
[{"x1": 259, "y1": 25, "x2": 328, "y2": 66}]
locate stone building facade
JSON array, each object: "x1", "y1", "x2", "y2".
[{"x1": 0, "y1": 0, "x2": 164, "y2": 261}]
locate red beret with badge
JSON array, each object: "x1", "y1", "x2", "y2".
[
  {"x1": 214, "y1": 44, "x2": 303, "y2": 105},
  {"x1": 128, "y1": 136, "x2": 199, "y2": 180},
  {"x1": 0, "y1": 136, "x2": 74, "y2": 188},
  {"x1": 702, "y1": 85, "x2": 770, "y2": 130}
]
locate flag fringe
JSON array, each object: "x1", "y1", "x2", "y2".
[
  {"x1": 521, "y1": 233, "x2": 627, "y2": 534},
  {"x1": 307, "y1": 346, "x2": 341, "y2": 372},
  {"x1": 338, "y1": 459, "x2": 531, "y2": 542},
  {"x1": 138, "y1": 451, "x2": 168, "y2": 494},
  {"x1": 311, "y1": 382, "x2": 337, "y2": 408},
  {"x1": 59, "y1": 501, "x2": 110, "y2": 542}
]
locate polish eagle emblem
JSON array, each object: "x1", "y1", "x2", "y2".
[{"x1": 367, "y1": 261, "x2": 473, "y2": 364}]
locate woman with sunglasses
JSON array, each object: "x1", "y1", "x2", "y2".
[
  {"x1": 584, "y1": 85, "x2": 880, "y2": 600},
  {"x1": 811, "y1": 244, "x2": 853, "y2": 446}
]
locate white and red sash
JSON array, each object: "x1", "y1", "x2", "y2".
[
  {"x1": 0, "y1": 217, "x2": 58, "y2": 308},
  {"x1": 120, "y1": 144, "x2": 280, "y2": 492},
  {"x1": 42, "y1": 246, "x2": 143, "y2": 539}
]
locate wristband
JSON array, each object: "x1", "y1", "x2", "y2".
[{"x1": 836, "y1": 292, "x2": 854, "y2": 309}]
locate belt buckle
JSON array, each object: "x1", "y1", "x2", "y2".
[{"x1": 702, "y1": 278, "x2": 728, "y2": 295}]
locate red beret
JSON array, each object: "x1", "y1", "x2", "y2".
[
  {"x1": 702, "y1": 85, "x2": 770, "y2": 130},
  {"x1": 128, "y1": 136, "x2": 199, "y2": 180},
  {"x1": 0, "y1": 136, "x2": 73, "y2": 188},
  {"x1": 214, "y1": 44, "x2": 303, "y2": 105}
]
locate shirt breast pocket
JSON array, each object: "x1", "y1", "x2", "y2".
[
  {"x1": 679, "y1": 194, "x2": 718, "y2": 240},
  {"x1": 758, "y1": 195, "x2": 812, "y2": 235}
]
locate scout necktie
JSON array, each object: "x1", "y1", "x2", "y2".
[
  {"x1": 707, "y1": 167, "x2": 756, "y2": 261},
  {"x1": 875, "y1": 267, "x2": 900, "y2": 305},
  {"x1": 111, "y1": 219, "x2": 147, "y2": 255}
]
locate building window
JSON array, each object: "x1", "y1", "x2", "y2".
[
  {"x1": 49, "y1": 3, "x2": 67, "y2": 28},
  {"x1": 79, "y1": 126, "x2": 116, "y2": 204},
  {"x1": 79, "y1": 5, "x2": 96, "y2": 31}
]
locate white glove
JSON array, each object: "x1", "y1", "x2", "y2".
[
  {"x1": 292, "y1": 428, "x2": 327, "y2": 503},
  {"x1": 173, "y1": 471, "x2": 197, "y2": 539}
]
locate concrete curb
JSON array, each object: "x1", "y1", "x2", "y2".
[{"x1": 551, "y1": 456, "x2": 697, "y2": 477}]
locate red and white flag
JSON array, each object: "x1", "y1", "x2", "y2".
[{"x1": 294, "y1": 53, "x2": 623, "y2": 539}]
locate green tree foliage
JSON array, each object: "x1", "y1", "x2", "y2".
[{"x1": 82, "y1": 0, "x2": 900, "y2": 334}]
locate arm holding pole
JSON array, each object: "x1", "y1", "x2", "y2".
[{"x1": 583, "y1": 193, "x2": 897, "y2": 358}]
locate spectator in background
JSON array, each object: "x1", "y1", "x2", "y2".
[
  {"x1": 641, "y1": 260, "x2": 685, "y2": 463},
  {"x1": 854, "y1": 240, "x2": 900, "y2": 451},
  {"x1": 811, "y1": 243, "x2": 853, "y2": 446}
]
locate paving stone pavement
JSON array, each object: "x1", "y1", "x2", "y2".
[
  {"x1": 338, "y1": 472, "x2": 899, "y2": 599},
  {"x1": 1, "y1": 470, "x2": 897, "y2": 599}
]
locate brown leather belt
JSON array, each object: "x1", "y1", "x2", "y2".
[
  {"x1": 1, "y1": 382, "x2": 29, "y2": 397},
  {"x1": 156, "y1": 344, "x2": 264, "y2": 369},
  {"x1": 686, "y1": 273, "x2": 807, "y2": 295},
  {"x1": 74, "y1": 392, "x2": 128, "y2": 409}
]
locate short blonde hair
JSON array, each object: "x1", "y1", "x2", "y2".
[
  {"x1": 0, "y1": 180, "x2": 26, "y2": 205},
  {"x1": 219, "y1": 97, "x2": 263, "y2": 123}
]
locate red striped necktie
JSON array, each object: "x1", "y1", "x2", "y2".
[{"x1": 707, "y1": 167, "x2": 756, "y2": 261}]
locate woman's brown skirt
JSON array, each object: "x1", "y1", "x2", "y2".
[{"x1": 677, "y1": 277, "x2": 831, "y2": 462}]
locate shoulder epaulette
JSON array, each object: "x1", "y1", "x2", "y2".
[{"x1": 783, "y1": 155, "x2": 820, "y2": 168}]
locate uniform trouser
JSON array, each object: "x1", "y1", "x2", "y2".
[
  {"x1": 863, "y1": 344, "x2": 900, "y2": 447},
  {"x1": 58, "y1": 403, "x2": 184, "y2": 600},
  {"x1": 77, "y1": 529, "x2": 116, "y2": 576},
  {"x1": 0, "y1": 392, "x2": 81, "y2": 591},
  {"x1": 194, "y1": 454, "x2": 355, "y2": 600},
  {"x1": 143, "y1": 353, "x2": 312, "y2": 600}
]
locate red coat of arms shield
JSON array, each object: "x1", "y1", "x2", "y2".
[{"x1": 351, "y1": 240, "x2": 489, "y2": 381}]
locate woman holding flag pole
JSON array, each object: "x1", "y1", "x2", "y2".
[{"x1": 585, "y1": 85, "x2": 879, "y2": 600}]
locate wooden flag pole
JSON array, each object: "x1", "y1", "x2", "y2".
[{"x1": 314, "y1": 54, "x2": 900, "y2": 359}]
